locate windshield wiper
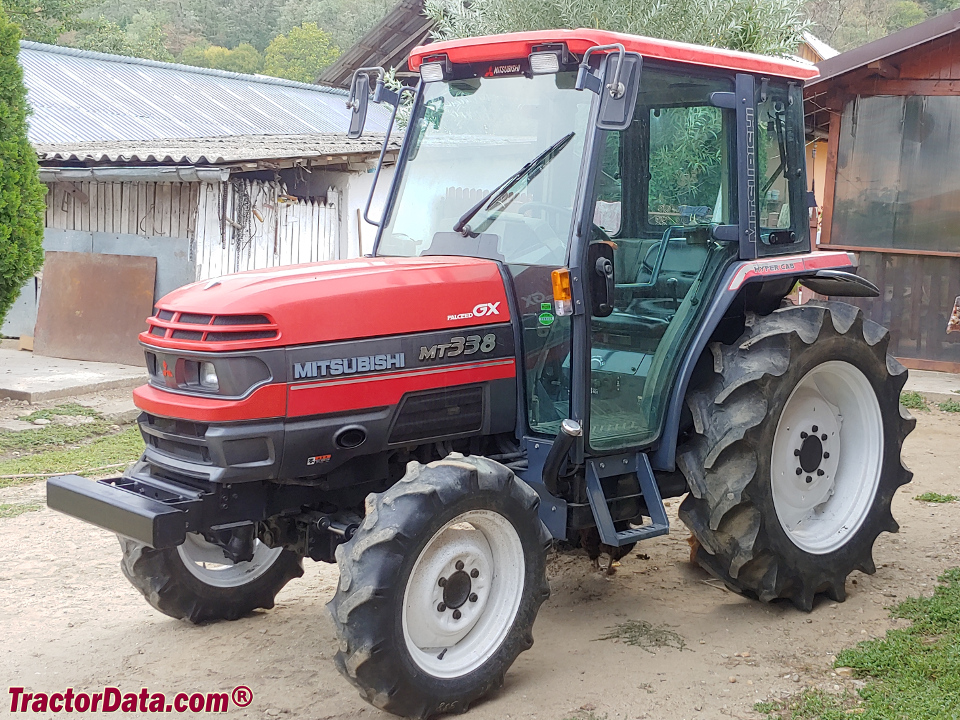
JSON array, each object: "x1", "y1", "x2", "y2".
[{"x1": 453, "y1": 131, "x2": 576, "y2": 237}]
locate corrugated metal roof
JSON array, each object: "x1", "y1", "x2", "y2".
[
  {"x1": 19, "y1": 41, "x2": 391, "y2": 144},
  {"x1": 34, "y1": 133, "x2": 401, "y2": 165}
]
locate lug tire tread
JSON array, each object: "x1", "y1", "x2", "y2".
[
  {"x1": 119, "y1": 537, "x2": 303, "y2": 624},
  {"x1": 328, "y1": 455, "x2": 550, "y2": 719},
  {"x1": 678, "y1": 301, "x2": 914, "y2": 611}
]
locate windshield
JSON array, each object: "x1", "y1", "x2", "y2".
[{"x1": 377, "y1": 72, "x2": 593, "y2": 266}]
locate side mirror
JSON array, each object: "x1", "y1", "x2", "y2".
[
  {"x1": 597, "y1": 53, "x2": 641, "y2": 131},
  {"x1": 575, "y1": 44, "x2": 641, "y2": 131},
  {"x1": 347, "y1": 70, "x2": 372, "y2": 139},
  {"x1": 588, "y1": 241, "x2": 616, "y2": 317}
]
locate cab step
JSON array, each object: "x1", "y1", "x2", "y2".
[{"x1": 585, "y1": 453, "x2": 669, "y2": 547}]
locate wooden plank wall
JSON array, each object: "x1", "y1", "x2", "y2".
[
  {"x1": 848, "y1": 251, "x2": 960, "y2": 372},
  {"x1": 194, "y1": 180, "x2": 340, "y2": 282},
  {"x1": 45, "y1": 181, "x2": 200, "y2": 240}
]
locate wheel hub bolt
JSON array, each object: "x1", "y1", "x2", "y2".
[
  {"x1": 469, "y1": 593, "x2": 478, "y2": 603},
  {"x1": 821, "y1": 434, "x2": 828, "y2": 441},
  {"x1": 438, "y1": 577, "x2": 447, "y2": 587},
  {"x1": 437, "y1": 602, "x2": 446, "y2": 612},
  {"x1": 806, "y1": 476, "x2": 813, "y2": 484},
  {"x1": 470, "y1": 569, "x2": 479, "y2": 578},
  {"x1": 455, "y1": 560, "x2": 464, "y2": 571},
  {"x1": 453, "y1": 609, "x2": 462, "y2": 620},
  {"x1": 817, "y1": 469, "x2": 825, "y2": 477},
  {"x1": 812, "y1": 425, "x2": 818, "y2": 433},
  {"x1": 824, "y1": 452, "x2": 830, "y2": 459}
]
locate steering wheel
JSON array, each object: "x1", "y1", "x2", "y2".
[{"x1": 637, "y1": 225, "x2": 685, "y2": 284}]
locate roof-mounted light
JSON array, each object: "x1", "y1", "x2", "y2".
[
  {"x1": 419, "y1": 54, "x2": 452, "y2": 83},
  {"x1": 529, "y1": 43, "x2": 573, "y2": 75},
  {"x1": 529, "y1": 51, "x2": 560, "y2": 75}
]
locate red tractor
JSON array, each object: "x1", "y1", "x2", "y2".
[{"x1": 49, "y1": 29, "x2": 914, "y2": 719}]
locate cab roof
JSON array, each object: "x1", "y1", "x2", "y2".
[{"x1": 409, "y1": 28, "x2": 819, "y2": 81}]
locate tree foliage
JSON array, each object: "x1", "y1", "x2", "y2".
[
  {"x1": 424, "y1": 0, "x2": 809, "y2": 55},
  {"x1": 0, "y1": 6, "x2": 46, "y2": 329},
  {"x1": 0, "y1": 0, "x2": 85, "y2": 41},
  {"x1": 73, "y1": 12, "x2": 171, "y2": 59},
  {"x1": 263, "y1": 22, "x2": 339, "y2": 83},
  {"x1": 805, "y1": 0, "x2": 958, "y2": 50},
  {"x1": 277, "y1": 0, "x2": 394, "y2": 52},
  {"x1": 180, "y1": 40, "x2": 262, "y2": 73}
]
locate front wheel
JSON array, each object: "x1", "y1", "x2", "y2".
[
  {"x1": 678, "y1": 301, "x2": 915, "y2": 611},
  {"x1": 119, "y1": 533, "x2": 303, "y2": 623},
  {"x1": 329, "y1": 454, "x2": 551, "y2": 719}
]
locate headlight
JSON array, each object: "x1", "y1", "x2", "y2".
[{"x1": 199, "y1": 362, "x2": 219, "y2": 390}]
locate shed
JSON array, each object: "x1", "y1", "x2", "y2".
[
  {"x1": 5, "y1": 43, "x2": 399, "y2": 360},
  {"x1": 805, "y1": 10, "x2": 960, "y2": 373}
]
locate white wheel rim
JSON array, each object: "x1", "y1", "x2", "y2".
[
  {"x1": 401, "y1": 509, "x2": 525, "y2": 678},
  {"x1": 176, "y1": 533, "x2": 284, "y2": 588},
  {"x1": 771, "y1": 360, "x2": 884, "y2": 554}
]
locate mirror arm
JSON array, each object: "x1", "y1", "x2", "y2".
[
  {"x1": 363, "y1": 86, "x2": 416, "y2": 228},
  {"x1": 576, "y1": 43, "x2": 625, "y2": 97}
]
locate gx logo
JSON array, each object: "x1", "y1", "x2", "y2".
[
  {"x1": 447, "y1": 302, "x2": 501, "y2": 322},
  {"x1": 472, "y1": 302, "x2": 500, "y2": 317}
]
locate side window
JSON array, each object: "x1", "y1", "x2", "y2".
[
  {"x1": 757, "y1": 82, "x2": 809, "y2": 252},
  {"x1": 648, "y1": 105, "x2": 732, "y2": 227},
  {"x1": 593, "y1": 134, "x2": 622, "y2": 236}
]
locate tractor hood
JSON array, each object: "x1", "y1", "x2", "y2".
[{"x1": 141, "y1": 256, "x2": 512, "y2": 351}]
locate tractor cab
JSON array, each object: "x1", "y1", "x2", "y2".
[{"x1": 349, "y1": 30, "x2": 817, "y2": 465}]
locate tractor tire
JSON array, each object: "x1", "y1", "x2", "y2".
[
  {"x1": 329, "y1": 454, "x2": 551, "y2": 719},
  {"x1": 119, "y1": 534, "x2": 303, "y2": 623},
  {"x1": 677, "y1": 301, "x2": 914, "y2": 611}
]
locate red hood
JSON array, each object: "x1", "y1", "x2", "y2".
[{"x1": 141, "y1": 256, "x2": 511, "y2": 351}]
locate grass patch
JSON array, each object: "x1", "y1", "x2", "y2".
[
  {"x1": 20, "y1": 403, "x2": 100, "y2": 422},
  {"x1": 900, "y1": 391, "x2": 929, "y2": 411},
  {"x1": 755, "y1": 689, "x2": 855, "y2": 719},
  {"x1": 938, "y1": 399, "x2": 960, "y2": 413},
  {"x1": 596, "y1": 619, "x2": 686, "y2": 653},
  {"x1": 0, "y1": 426, "x2": 143, "y2": 486},
  {"x1": 915, "y1": 492, "x2": 958, "y2": 503},
  {"x1": 758, "y1": 569, "x2": 960, "y2": 719},
  {"x1": 0, "y1": 419, "x2": 121, "y2": 456},
  {"x1": 0, "y1": 502, "x2": 43, "y2": 519}
]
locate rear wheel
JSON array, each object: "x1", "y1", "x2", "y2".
[
  {"x1": 329, "y1": 454, "x2": 551, "y2": 719},
  {"x1": 119, "y1": 534, "x2": 303, "y2": 623},
  {"x1": 678, "y1": 301, "x2": 914, "y2": 610}
]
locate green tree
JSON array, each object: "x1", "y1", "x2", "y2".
[
  {"x1": 0, "y1": 0, "x2": 85, "y2": 41},
  {"x1": 263, "y1": 22, "x2": 338, "y2": 82},
  {"x1": 179, "y1": 41, "x2": 263, "y2": 73},
  {"x1": 425, "y1": 0, "x2": 808, "y2": 55},
  {"x1": 72, "y1": 14, "x2": 172, "y2": 60},
  {"x1": 0, "y1": 6, "x2": 46, "y2": 329},
  {"x1": 886, "y1": 0, "x2": 927, "y2": 29},
  {"x1": 277, "y1": 0, "x2": 393, "y2": 53}
]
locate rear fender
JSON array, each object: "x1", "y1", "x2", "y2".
[{"x1": 650, "y1": 251, "x2": 858, "y2": 472}]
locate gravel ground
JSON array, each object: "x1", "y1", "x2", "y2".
[{"x1": 0, "y1": 409, "x2": 958, "y2": 720}]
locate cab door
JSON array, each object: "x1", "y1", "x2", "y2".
[{"x1": 581, "y1": 64, "x2": 741, "y2": 454}]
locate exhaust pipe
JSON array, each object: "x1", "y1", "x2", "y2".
[{"x1": 542, "y1": 419, "x2": 582, "y2": 495}]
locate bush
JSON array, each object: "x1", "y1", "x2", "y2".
[{"x1": 0, "y1": 7, "x2": 46, "y2": 328}]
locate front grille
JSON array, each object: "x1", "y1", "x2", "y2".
[
  {"x1": 141, "y1": 413, "x2": 211, "y2": 465},
  {"x1": 390, "y1": 386, "x2": 484, "y2": 444},
  {"x1": 179, "y1": 313, "x2": 213, "y2": 324},
  {"x1": 145, "y1": 309, "x2": 279, "y2": 344},
  {"x1": 213, "y1": 314, "x2": 269, "y2": 325}
]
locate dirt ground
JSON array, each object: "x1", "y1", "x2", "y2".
[{"x1": 1, "y1": 409, "x2": 958, "y2": 720}]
